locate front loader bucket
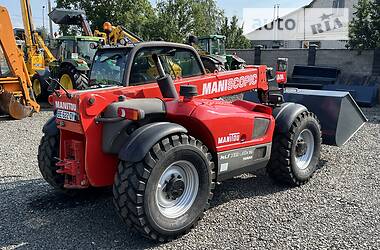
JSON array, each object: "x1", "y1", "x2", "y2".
[
  {"x1": 0, "y1": 90, "x2": 33, "y2": 120},
  {"x1": 49, "y1": 8, "x2": 86, "y2": 25},
  {"x1": 244, "y1": 88, "x2": 367, "y2": 146}
]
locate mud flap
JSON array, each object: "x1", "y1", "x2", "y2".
[
  {"x1": 0, "y1": 90, "x2": 33, "y2": 120},
  {"x1": 244, "y1": 88, "x2": 367, "y2": 146}
]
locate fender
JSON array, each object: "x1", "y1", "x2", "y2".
[
  {"x1": 272, "y1": 102, "x2": 307, "y2": 133},
  {"x1": 102, "y1": 98, "x2": 166, "y2": 154},
  {"x1": 118, "y1": 122, "x2": 187, "y2": 162},
  {"x1": 61, "y1": 59, "x2": 90, "y2": 71},
  {"x1": 42, "y1": 116, "x2": 58, "y2": 136},
  {"x1": 202, "y1": 55, "x2": 226, "y2": 65}
]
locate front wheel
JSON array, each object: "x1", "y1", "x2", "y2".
[
  {"x1": 59, "y1": 65, "x2": 88, "y2": 90},
  {"x1": 113, "y1": 134, "x2": 215, "y2": 242},
  {"x1": 267, "y1": 111, "x2": 322, "y2": 186}
]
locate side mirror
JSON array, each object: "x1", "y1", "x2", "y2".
[
  {"x1": 277, "y1": 58, "x2": 288, "y2": 72},
  {"x1": 276, "y1": 58, "x2": 288, "y2": 85}
]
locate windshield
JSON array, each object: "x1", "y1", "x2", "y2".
[
  {"x1": 89, "y1": 49, "x2": 129, "y2": 86},
  {"x1": 211, "y1": 38, "x2": 226, "y2": 56},
  {"x1": 199, "y1": 39, "x2": 209, "y2": 53},
  {"x1": 77, "y1": 40, "x2": 98, "y2": 61}
]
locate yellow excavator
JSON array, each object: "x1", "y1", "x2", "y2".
[
  {"x1": 0, "y1": 6, "x2": 40, "y2": 119},
  {"x1": 94, "y1": 22, "x2": 182, "y2": 77},
  {"x1": 19, "y1": 0, "x2": 56, "y2": 100},
  {"x1": 94, "y1": 22, "x2": 143, "y2": 46}
]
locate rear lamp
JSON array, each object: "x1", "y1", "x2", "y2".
[
  {"x1": 117, "y1": 107, "x2": 145, "y2": 121},
  {"x1": 253, "y1": 118, "x2": 270, "y2": 139}
]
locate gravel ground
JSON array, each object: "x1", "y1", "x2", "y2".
[{"x1": 0, "y1": 106, "x2": 379, "y2": 250}]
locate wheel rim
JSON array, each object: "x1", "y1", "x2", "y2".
[
  {"x1": 295, "y1": 129, "x2": 315, "y2": 170},
  {"x1": 156, "y1": 160, "x2": 199, "y2": 219},
  {"x1": 60, "y1": 74, "x2": 74, "y2": 90},
  {"x1": 33, "y1": 78, "x2": 42, "y2": 97}
]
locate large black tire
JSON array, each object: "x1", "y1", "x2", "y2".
[
  {"x1": 267, "y1": 111, "x2": 322, "y2": 186},
  {"x1": 38, "y1": 134, "x2": 106, "y2": 196},
  {"x1": 31, "y1": 74, "x2": 48, "y2": 101},
  {"x1": 59, "y1": 64, "x2": 89, "y2": 90},
  {"x1": 113, "y1": 134, "x2": 215, "y2": 242},
  {"x1": 38, "y1": 134, "x2": 64, "y2": 190},
  {"x1": 38, "y1": 134, "x2": 81, "y2": 196}
]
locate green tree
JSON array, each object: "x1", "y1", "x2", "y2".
[
  {"x1": 154, "y1": 0, "x2": 223, "y2": 42},
  {"x1": 219, "y1": 16, "x2": 251, "y2": 49},
  {"x1": 369, "y1": 0, "x2": 380, "y2": 47},
  {"x1": 55, "y1": 0, "x2": 155, "y2": 39},
  {"x1": 54, "y1": 0, "x2": 252, "y2": 48},
  {"x1": 348, "y1": 0, "x2": 377, "y2": 49}
]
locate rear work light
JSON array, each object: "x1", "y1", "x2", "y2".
[
  {"x1": 117, "y1": 107, "x2": 145, "y2": 121},
  {"x1": 253, "y1": 118, "x2": 270, "y2": 139}
]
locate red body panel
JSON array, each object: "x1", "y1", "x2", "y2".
[
  {"x1": 52, "y1": 67, "x2": 272, "y2": 187},
  {"x1": 166, "y1": 100, "x2": 274, "y2": 152},
  {"x1": 276, "y1": 71, "x2": 287, "y2": 84}
]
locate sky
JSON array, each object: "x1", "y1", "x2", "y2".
[{"x1": 0, "y1": 0, "x2": 312, "y2": 30}]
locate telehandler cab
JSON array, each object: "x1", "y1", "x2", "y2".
[{"x1": 39, "y1": 41, "x2": 365, "y2": 241}]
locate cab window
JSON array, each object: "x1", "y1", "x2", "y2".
[
  {"x1": 58, "y1": 40, "x2": 75, "y2": 60},
  {"x1": 89, "y1": 49, "x2": 129, "y2": 86},
  {"x1": 129, "y1": 47, "x2": 203, "y2": 86}
]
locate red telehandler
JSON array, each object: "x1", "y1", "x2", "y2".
[{"x1": 38, "y1": 42, "x2": 366, "y2": 241}]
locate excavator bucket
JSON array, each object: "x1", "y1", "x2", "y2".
[
  {"x1": 244, "y1": 88, "x2": 367, "y2": 146},
  {"x1": 0, "y1": 89, "x2": 33, "y2": 119}
]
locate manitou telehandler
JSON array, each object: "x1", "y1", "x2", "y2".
[{"x1": 38, "y1": 41, "x2": 366, "y2": 241}]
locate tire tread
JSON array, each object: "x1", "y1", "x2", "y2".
[{"x1": 113, "y1": 133, "x2": 215, "y2": 242}]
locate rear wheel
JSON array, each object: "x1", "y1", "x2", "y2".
[
  {"x1": 38, "y1": 134, "x2": 63, "y2": 190},
  {"x1": 267, "y1": 111, "x2": 322, "y2": 186},
  {"x1": 59, "y1": 65, "x2": 88, "y2": 90},
  {"x1": 113, "y1": 134, "x2": 215, "y2": 241},
  {"x1": 38, "y1": 134, "x2": 83, "y2": 196}
]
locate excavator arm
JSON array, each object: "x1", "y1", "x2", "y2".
[
  {"x1": 21, "y1": 0, "x2": 56, "y2": 76},
  {"x1": 36, "y1": 34, "x2": 56, "y2": 63},
  {"x1": 94, "y1": 23, "x2": 143, "y2": 46},
  {"x1": 0, "y1": 6, "x2": 40, "y2": 119}
]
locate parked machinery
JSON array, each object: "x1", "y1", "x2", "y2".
[
  {"x1": 38, "y1": 41, "x2": 366, "y2": 241},
  {"x1": 48, "y1": 8, "x2": 103, "y2": 92},
  {"x1": 19, "y1": 0, "x2": 56, "y2": 100},
  {"x1": 191, "y1": 34, "x2": 246, "y2": 72},
  {"x1": 0, "y1": 6, "x2": 40, "y2": 119}
]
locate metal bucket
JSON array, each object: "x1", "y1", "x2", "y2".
[
  {"x1": 0, "y1": 90, "x2": 33, "y2": 120},
  {"x1": 244, "y1": 88, "x2": 367, "y2": 146},
  {"x1": 49, "y1": 8, "x2": 86, "y2": 25}
]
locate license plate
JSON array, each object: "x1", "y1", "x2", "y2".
[{"x1": 56, "y1": 109, "x2": 78, "y2": 122}]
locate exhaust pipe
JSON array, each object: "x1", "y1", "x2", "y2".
[{"x1": 152, "y1": 54, "x2": 179, "y2": 99}]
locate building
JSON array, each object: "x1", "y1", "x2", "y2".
[{"x1": 245, "y1": 0, "x2": 359, "y2": 49}]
